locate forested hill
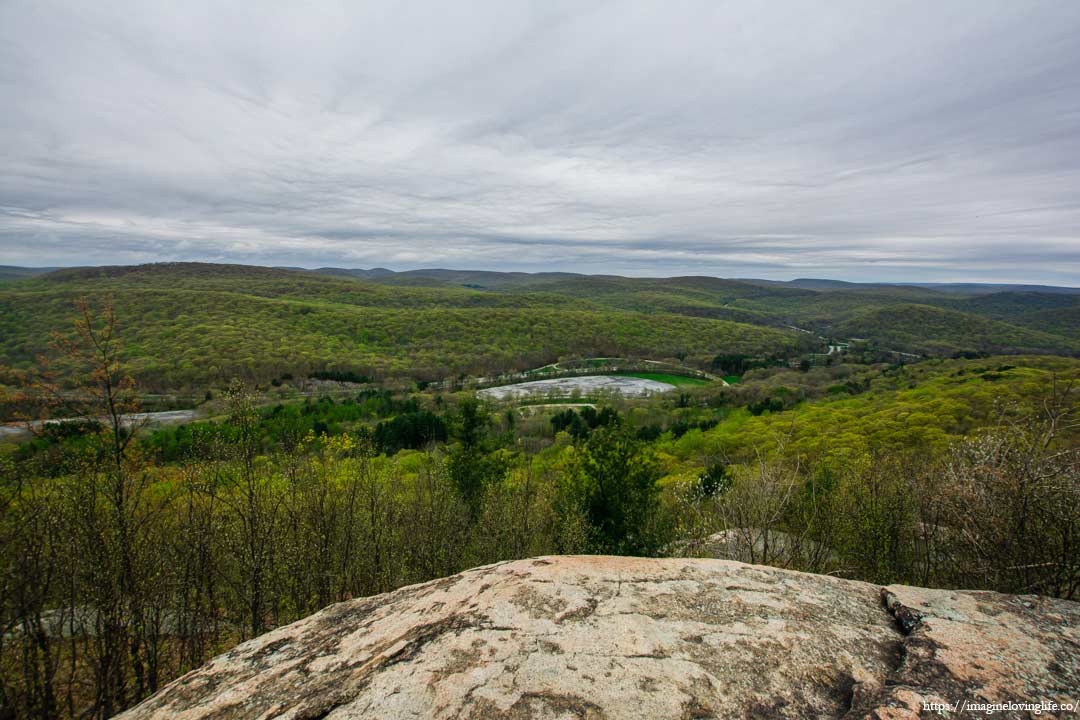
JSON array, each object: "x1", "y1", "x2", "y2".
[
  {"x1": 0, "y1": 265, "x2": 55, "y2": 281},
  {"x1": 308, "y1": 266, "x2": 1080, "y2": 352},
  {"x1": 0, "y1": 262, "x2": 1076, "y2": 392},
  {"x1": 309, "y1": 266, "x2": 1080, "y2": 296},
  {"x1": 0, "y1": 263, "x2": 806, "y2": 391}
]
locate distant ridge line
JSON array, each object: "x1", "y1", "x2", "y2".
[{"x1": 1, "y1": 262, "x2": 1077, "y2": 294}]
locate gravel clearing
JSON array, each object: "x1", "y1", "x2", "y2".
[
  {"x1": 478, "y1": 375, "x2": 675, "y2": 400},
  {"x1": 0, "y1": 409, "x2": 198, "y2": 440}
]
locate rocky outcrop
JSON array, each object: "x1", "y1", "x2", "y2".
[{"x1": 119, "y1": 556, "x2": 1079, "y2": 719}]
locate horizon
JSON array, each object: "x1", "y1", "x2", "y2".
[
  {"x1": 2, "y1": 2, "x2": 1080, "y2": 284},
  {"x1": 3, "y1": 259, "x2": 1078, "y2": 289}
]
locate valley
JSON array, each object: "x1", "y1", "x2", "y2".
[
  {"x1": 1, "y1": 263, "x2": 1077, "y2": 719},
  {"x1": 1, "y1": 263, "x2": 1076, "y2": 403}
]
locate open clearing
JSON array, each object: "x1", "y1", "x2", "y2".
[
  {"x1": 0, "y1": 410, "x2": 197, "y2": 441},
  {"x1": 478, "y1": 375, "x2": 675, "y2": 400}
]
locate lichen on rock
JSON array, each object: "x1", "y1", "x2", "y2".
[{"x1": 117, "y1": 556, "x2": 1080, "y2": 719}]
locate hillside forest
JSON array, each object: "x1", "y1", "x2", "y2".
[{"x1": 0, "y1": 264, "x2": 1077, "y2": 719}]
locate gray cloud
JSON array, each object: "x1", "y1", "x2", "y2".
[{"x1": 1, "y1": 0, "x2": 1079, "y2": 283}]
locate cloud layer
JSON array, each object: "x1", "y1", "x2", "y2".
[{"x1": 2, "y1": 0, "x2": 1079, "y2": 282}]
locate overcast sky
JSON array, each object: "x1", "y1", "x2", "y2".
[{"x1": 1, "y1": 1, "x2": 1079, "y2": 283}]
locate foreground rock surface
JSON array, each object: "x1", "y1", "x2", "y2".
[{"x1": 119, "y1": 556, "x2": 1079, "y2": 719}]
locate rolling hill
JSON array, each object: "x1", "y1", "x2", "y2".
[
  {"x1": 0, "y1": 265, "x2": 57, "y2": 281},
  {"x1": 311, "y1": 268, "x2": 1078, "y2": 353},
  {"x1": 832, "y1": 304, "x2": 1078, "y2": 356},
  {"x1": 0, "y1": 263, "x2": 1076, "y2": 394},
  {"x1": 0, "y1": 263, "x2": 806, "y2": 391}
]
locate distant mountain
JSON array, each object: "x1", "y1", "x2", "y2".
[
  {"x1": 323, "y1": 269, "x2": 1080, "y2": 296},
  {"x1": 0, "y1": 265, "x2": 58, "y2": 281},
  {"x1": 8, "y1": 264, "x2": 1077, "y2": 294},
  {"x1": 908, "y1": 282, "x2": 1080, "y2": 295},
  {"x1": 308, "y1": 267, "x2": 396, "y2": 280},
  {"x1": 310, "y1": 267, "x2": 586, "y2": 289},
  {"x1": 747, "y1": 277, "x2": 865, "y2": 290},
  {"x1": 745, "y1": 277, "x2": 1080, "y2": 295},
  {"x1": 42, "y1": 262, "x2": 305, "y2": 282}
]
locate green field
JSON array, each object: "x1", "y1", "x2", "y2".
[{"x1": 617, "y1": 372, "x2": 711, "y2": 386}]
